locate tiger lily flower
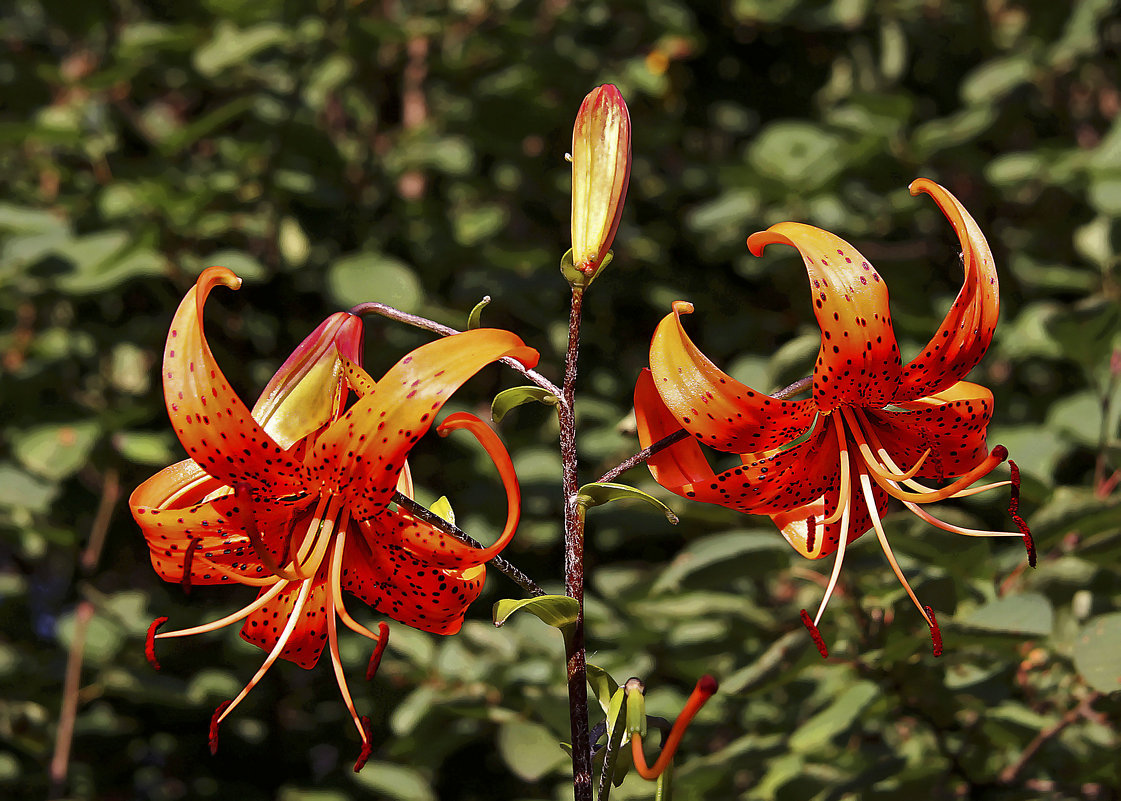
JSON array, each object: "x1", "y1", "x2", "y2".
[
  {"x1": 634, "y1": 179, "x2": 1032, "y2": 656},
  {"x1": 130, "y1": 267, "x2": 539, "y2": 769}
]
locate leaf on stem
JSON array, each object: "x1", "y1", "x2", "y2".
[
  {"x1": 467, "y1": 296, "x2": 491, "y2": 330},
  {"x1": 491, "y1": 386, "x2": 559, "y2": 423},
  {"x1": 493, "y1": 595, "x2": 579, "y2": 647},
  {"x1": 577, "y1": 482, "x2": 679, "y2": 524}
]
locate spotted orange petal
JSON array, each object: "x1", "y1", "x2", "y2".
[
  {"x1": 648, "y1": 302, "x2": 816, "y2": 452},
  {"x1": 895, "y1": 179, "x2": 999, "y2": 402},
  {"x1": 864, "y1": 380, "x2": 995, "y2": 482},
  {"x1": 343, "y1": 519, "x2": 486, "y2": 635},
  {"x1": 312, "y1": 329, "x2": 538, "y2": 522},
  {"x1": 130, "y1": 459, "x2": 308, "y2": 585},
  {"x1": 163, "y1": 267, "x2": 306, "y2": 500},
  {"x1": 748, "y1": 224, "x2": 901, "y2": 413},
  {"x1": 240, "y1": 571, "x2": 331, "y2": 668}
]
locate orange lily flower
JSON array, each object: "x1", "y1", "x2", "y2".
[
  {"x1": 634, "y1": 179, "x2": 1032, "y2": 656},
  {"x1": 131, "y1": 267, "x2": 539, "y2": 768}
]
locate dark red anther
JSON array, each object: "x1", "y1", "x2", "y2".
[
  {"x1": 805, "y1": 516, "x2": 817, "y2": 554},
  {"x1": 800, "y1": 609, "x2": 828, "y2": 658},
  {"x1": 696, "y1": 674, "x2": 718, "y2": 697},
  {"x1": 924, "y1": 605, "x2": 943, "y2": 658},
  {"x1": 145, "y1": 617, "x2": 168, "y2": 670},
  {"x1": 366, "y1": 622, "x2": 390, "y2": 681},
  {"x1": 353, "y1": 716, "x2": 374, "y2": 772},
  {"x1": 209, "y1": 700, "x2": 232, "y2": 755},
  {"x1": 181, "y1": 537, "x2": 201, "y2": 595},
  {"x1": 1007, "y1": 460, "x2": 1036, "y2": 568}
]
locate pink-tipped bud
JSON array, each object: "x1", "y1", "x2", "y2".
[
  {"x1": 250, "y1": 312, "x2": 364, "y2": 449},
  {"x1": 569, "y1": 84, "x2": 631, "y2": 283}
]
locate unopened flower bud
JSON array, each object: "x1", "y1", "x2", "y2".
[{"x1": 569, "y1": 84, "x2": 631, "y2": 284}]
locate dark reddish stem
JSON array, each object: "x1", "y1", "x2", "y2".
[{"x1": 560, "y1": 287, "x2": 592, "y2": 801}]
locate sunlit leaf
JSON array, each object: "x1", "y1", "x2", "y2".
[
  {"x1": 491, "y1": 386, "x2": 558, "y2": 423},
  {"x1": 576, "y1": 482, "x2": 678, "y2": 523}
]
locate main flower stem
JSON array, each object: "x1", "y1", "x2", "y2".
[{"x1": 560, "y1": 286, "x2": 593, "y2": 801}]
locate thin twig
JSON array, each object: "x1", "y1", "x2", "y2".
[
  {"x1": 999, "y1": 692, "x2": 1102, "y2": 784},
  {"x1": 49, "y1": 469, "x2": 121, "y2": 798},
  {"x1": 392, "y1": 491, "x2": 545, "y2": 597},
  {"x1": 349, "y1": 301, "x2": 564, "y2": 398}
]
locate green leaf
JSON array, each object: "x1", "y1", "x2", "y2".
[
  {"x1": 496, "y1": 720, "x2": 568, "y2": 782},
  {"x1": 748, "y1": 121, "x2": 845, "y2": 190},
  {"x1": 1073, "y1": 612, "x2": 1121, "y2": 693},
  {"x1": 467, "y1": 296, "x2": 491, "y2": 329},
  {"x1": 586, "y1": 663, "x2": 620, "y2": 716},
  {"x1": 957, "y1": 593, "x2": 1054, "y2": 637},
  {"x1": 327, "y1": 252, "x2": 423, "y2": 312},
  {"x1": 193, "y1": 21, "x2": 288, "y2": 77},
  {"x1": 429, "y1": 496, "x2": 455, "y2": 526},
  {"x1": 654, "y1": 530, "x2": 788, "y2": 592},
  {"x1": 350, "y1": 761, "x2": 436, "y2": 801},
  {"x1": 491, "y1": 386, "x2": 558, "y2": 423},
  {"x1": 11, "y1": 422, "x2": 100, "y2": 481},
  {"x1": 789, "y1": 680, "x2": 880, "y2": 753},
  {"x1": 492, "y1": 595, "x2": 579, "y2": 645},
  {"x1": 575, "y1": 482, "x2": 679, "y2": 524}
]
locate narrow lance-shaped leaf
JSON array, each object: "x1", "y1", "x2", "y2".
[
  {"x1": 577, "y1": 482, "x2": 679, "y2": 524},
  {"x1": 492, "y1": 386, "x2": 559, "y2": 423}
]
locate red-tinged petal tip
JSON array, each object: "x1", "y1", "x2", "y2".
[
  {"x1": 696, "y1": 675, "x2": 718, "y2": 697},
  {"x1": 353, "y1": 716, "x2": 374, "y2": 773},
  {"x1": 800, "y1": 609, "x2": 829, "y2": 658},
  {"x1": 924, "y1": 605, "x2": 944, "y2": 657},
  {"x1": 145, "y1": 617, "x2": 168, "y2": 670},
  {"x1": 365, "y1": 622, "x2": 390, "y2": 681},
  {"x1": 209, "y1": 700, "x2": 233, "y2": 755}
]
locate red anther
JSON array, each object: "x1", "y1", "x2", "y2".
[
  {"x1": 924, "y1": 605, "x2": 943, "y2": 658},
  {"x1": 353, "y1": 716, "x2": 374, "y2": 773},
  {"x1": 1007, "y1": 460, "x2": 1036, "y2": 568},
  {"x1": 800, "y1": 609, "x2": 829, "y2": 658},
  {"x1": 181, "y1": 537, "x2": 201, "y2": 595},
  {"x1": 365, "y1": 622, "x2": 390, "y2": 681},
  {"x1": 145, "y1": 617, "x2": 168, "y2": 670},
  {"x1": 805, "y1": 516, "x2": 817, "y2": 554},
  {"x1": 209, "y1": 700, "x2": 232, "y2": 755},
  {"x1": 991, "y1": 444, "x2": 1009, "y2": 462}
]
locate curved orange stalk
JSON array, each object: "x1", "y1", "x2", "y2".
[{"x1": 630, "y1": 676, "x2": 719, "y2": 780}]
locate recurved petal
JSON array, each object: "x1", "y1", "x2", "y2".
[
  {"x1": 313, "y1": 328, "x2": 539, "y2": 522},
  {"x1": 343, "y1": 518, "x2": 486, "y2": 634},
  {"x1": 648, "y1": 302, "x2": 816, "y2": 453},
  {"x1": 865, "y1": 380, "x2": 995, "y2": 482},
  {"x1": 748, "y1": 224, "x2": 902, "y2": 412},
  {"x1": 163, "y1": 267, "x2": 305, "y2": 499},
  {"x1": 638, "y1": 365, "x2": 838, "y2": 516},
  {"x1": 240, "y1": 570, "x2": 330, "y2": 668},
  {"x1": 252, "y1": 312, "x2": 364, "y2": 450},
  {"x1": 895, "y1": 179, "x2": 999, "y2": 401},
  {"x1": 130, "y1": 459, "x2": 307, "y2": 585},
  {"x1": 771, "y1": 469, "x2": 887, "y2": 559}
]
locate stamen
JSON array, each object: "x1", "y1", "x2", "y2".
[
  {"x1": 800, "y1": 609, "x2": 829, "y2": 658},
  {"x1": 868, "y1": 445, "x2": 1008, "y2": 505},
  {"x1": 813, "y1": 419, "x2": 854, "y2": 628},
  {"x1": 844, "y1": 409, "x2": 931, "y2": 482},
  {"x1": 353, "y1": 716, "x2": 374, "y2": 772},
  {"x1": 1007, "y1": 460, "x2": 1036, "y2": 567},
  {"x1": 214, "y1": 579, "x2": 314, "y2": 727},
  {"x1": 324, "y1": 535, "x2": 371, "y2": 751},
  {"x1": 924, "y1": 605, "x2": 943, "y2": 657},
  {"x1": 859, "y1": 469, "x2": 934, "y2": 629},
  {"x1": 231, "y1": 486, "x2": 308, "y2": 582},
  {"x1": 145, "y1": 617, "x2": 168, "y2": 670},
  {"x1": 804, "y1": 516, "x2": 817, "y2": 554},
  {"x1": 181, "y1": 538, "x2": 201, "y2": 595},
  {"x1": 629, "y1": 675, "x2": 718, "y2": 780},
  {"x1": 902, "y1": 500, "x2": 1023, "y2": 538},
  {"x1": 366, "y1": 623, "x2": 390, "y2": 681},
  {"x1": 209, "y1": 700, "x2": 233, "y2": 755},
  {"x1": 156, "y1": 580, "x2": 288, "y2": 640},
  {"x1": 822, "y1": 415, "x2": 850, "y2": 526}
]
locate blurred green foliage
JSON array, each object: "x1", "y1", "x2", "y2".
[{"x1": 2, "y1": 0, "x2": 1121, "y2": 799}]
